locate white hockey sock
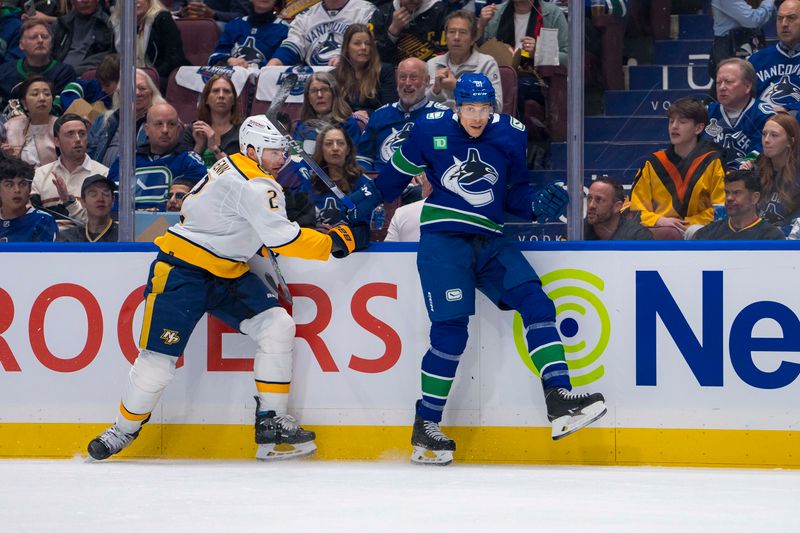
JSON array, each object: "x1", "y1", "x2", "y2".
[
  {"x1": 240, "y1": 308, "x2": 295, "y2": 415},
  {"x1": 115, "y1": 350, "x2": 177, "y2": 434}
]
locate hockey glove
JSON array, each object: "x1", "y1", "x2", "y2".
[
  {"x1": 347, "y1": 178, "x2": 383, "y2": 224},
  {"x1": 533, "y1": 180, "x2": 569, "y2": 222},
  {"x1": 328, "y1": 222, "x2": 370, "y2": 258}
]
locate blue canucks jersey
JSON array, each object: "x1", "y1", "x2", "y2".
[
  {"x1": 703, "y1": 98, "x2": 774, "y2": 168},
  {"x1": 376, "y1": 109, "x2": 531, "y2": 236},
  {"x1": 749, "y1": 43, "x2": 800, "y2": 112},
  {"x1": 207, "y1": 15, "x2": 289, "y2": 68},
  {"x1": 108, "y1": 147, "x2": 207, "y2": 211},
  {"x1": 0, "y1": 208, "x2": 57, "y2": 242},
  {"x1": 299, "y1": 173, "x2": 373, "y2": 226},
  {"x1": 356, "y1": 100, "x2": 448, "y2": 172}
]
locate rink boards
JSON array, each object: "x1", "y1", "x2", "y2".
[{"x1": 1, "y1": 241, "x2": 799, "y2": 467}]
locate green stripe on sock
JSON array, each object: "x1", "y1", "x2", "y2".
[
  {"x1": 529, "y1": 343, "x2": 566, "y2": 372},
  {"x1": 420, "y1": 204, "x2": 503, "y2": 232},
  {"x1": 391, "y1": 148, "x2": 424, "y2": 176},
  {"x1": 421, "y1": 373, "x2": 454, "y2": 398}
]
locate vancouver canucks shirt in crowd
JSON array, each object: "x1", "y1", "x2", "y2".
[
  {"x1": 749, "y1": 42, "x2": 800, "y2": 112},
  {"x1": 376, "y1": 109, "x2": 532, "y2": 236},
  {"x1": 0, "y1": 208, "x2": 57, "y2": 242},
  {"x1": 357, "y1": 100, "x2": 449, "y2": 173},
  {"x1": 703, "y1": 98, "x2": 773, "y2": 168}
]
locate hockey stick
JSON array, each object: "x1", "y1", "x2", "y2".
[
  {"x1": 264, "y1": 115, "x2": 356, "y2": 210},
  {"x1": 266, "y1": 72, "x2": 299, "y2": 121},
  {"x1": 248, "y1": 248, "x2": 293, "y2": 306}
]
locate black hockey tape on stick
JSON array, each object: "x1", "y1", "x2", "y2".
[
  {"x1": 266, "y1": 72, "x2": 299, "y2": 121},
  {"x1": 266, "y1": 115, "x2": 356, "y2": 210}
]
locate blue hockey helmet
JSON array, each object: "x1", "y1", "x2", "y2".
[{"x1": 454, "y1": 73, "x2": 496, "y2": 107}]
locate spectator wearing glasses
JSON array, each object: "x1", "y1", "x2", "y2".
[
  {"x1": 292, "y1": 72, "x2": 362, "y2": 155},
  {"x1": 31, "y1": 113, "x2": 108, "y2": 224},
  {"x1": 0, "y1": 19, "x2": 77, "y2": 107},
  {"x1": 56, "y1": 173, "x2": 118, "y2": 242},
  {"x1": 166, "y1": 178, "x2": 194, "y2": 212}
]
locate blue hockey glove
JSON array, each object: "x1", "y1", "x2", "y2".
[
  {"x1": 347, "y1": 178, "x2": 383, "y2": 224},
  {"x1": 532, "y1": 180, "x2": 569, "y2": 222}
]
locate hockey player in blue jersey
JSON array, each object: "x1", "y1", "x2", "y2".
[{"x1": 350, "y1": 73, "x2": 606, "y2": 465}]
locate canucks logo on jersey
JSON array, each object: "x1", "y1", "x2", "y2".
[
  {"x1": 441, "y1": 148, "x2": 499, "y2": 207},
  {"x1": 760, "y1": 74, "x2": 800, "y2": 107},
  {"x1": 379, "y1": 123, "x2": 414, "y2": 164},
  {"x1": 310, "y1": 32, "x2": 341, "y2": 65}
]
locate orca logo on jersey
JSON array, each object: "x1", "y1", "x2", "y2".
[
  {"x1": 441, "y1": 148, "x2": 499, "y2": 207},
  {"x1": 310, "y1": 33, "x2": 341, "y2": 66},
  {"x1": 379, "y1": 123, "x2": 414, "y2": 163},
  {"x1": 761, "y1": 74, "x2": 800, "y2": 107},
  {"x1": 160, "y1": 329, "x2": 181, "y2": 345},
  {"x1": 230, "y1": 36, "x2": 266, "y2": 66}
]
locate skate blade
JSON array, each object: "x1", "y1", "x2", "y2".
[
  {"x1": 410, "y1": 446, "x2": 453, "y2": 466},
  {"x1": 551, "y1": 401, "x2": 607, "y2": 441},
  {"x1": 256, "y1": 441, "x2": 317, "y2": 461}
]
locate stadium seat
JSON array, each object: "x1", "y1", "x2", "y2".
[
  {"x1": 165, "y1": 68, "x2": 252, "y2": 124},
  {"x1": 521, "y1": 65, "x2": 567, "y2": 142},
  {"x1": 175, "y1": 18, "x2": 221, "y2": 67},
  {"x1": 498, "y1": 66, "x2": 517, "y2": 118}
]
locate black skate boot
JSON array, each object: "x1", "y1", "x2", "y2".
[
  {"x1": 411, "y1": 414, "x2": 456, "y2": 466},
  {"x1": 87, "y1": 423, "x2": 143, "y2": 461},
  {"x1": 254, "y1": 397, "x2": 316, "y2": 461},
  {"x1": 545, "y1": 387, "x2": 607, "y2": 440}
]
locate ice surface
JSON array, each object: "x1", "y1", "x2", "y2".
[{"x1": 1, "y1": 459, "x2": 798, "y2": 532}]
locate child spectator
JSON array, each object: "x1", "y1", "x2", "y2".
[
  {"x1": 0, "y1": 155, "x2": 57, "y2": 242},
  {"x1": 56, "y1": 173, "x2": 118, "y2": 242}
]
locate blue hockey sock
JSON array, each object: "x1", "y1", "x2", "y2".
[
  {"x1": 418, "y1": 346, "x2": 461, "y2": 423},
  {"x1": 526, "y1": 321, "x2": 571, "y2": 390}
]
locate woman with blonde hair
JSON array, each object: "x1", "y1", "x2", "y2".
[
  {"x1": 1, "y1": 76, "x2": 57, "y2": 166},
  {"x1": 293, "y1": 71, "x2": 362, "y2": 154},
  {"x1": 87, "y1": 69, "x2": 166, "y2": 168},
  {"x1": 743, "y1": 112, "x2": 800, "y2": 233},
  {"x1": 178, "y1": 74, "x2": 242, "y2": 166},
  {"x1": 332, "y1": 23, "x2": 397, "y2": 121},
  {"x1": 110, "y1": 0, "x2": 188, "y2": 90}
]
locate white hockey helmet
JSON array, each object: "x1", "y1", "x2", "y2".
[{"x1": 239, "y1": 115, "x2": 286, "y2": 159}]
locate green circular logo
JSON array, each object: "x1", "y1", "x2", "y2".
[{"x1": 513, "y1": 269, "x2": 609, "y2": 386}]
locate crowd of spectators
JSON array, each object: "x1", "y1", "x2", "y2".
[{"x1": 0, "y1": 0, "x2": 798, "y2": 243}]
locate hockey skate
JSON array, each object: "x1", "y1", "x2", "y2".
[
  {"x1": 254, "y1": 398, "x2": 316, "y2": 461},
  {"x1": 545, "y1": 387, "x2": 607, "y2": 440},
  {"x1": 411, "y1": 415, "x2": 456, "y2": 466},
  {"x1": 87, "y1": 423, "x2": 143, "y2": 461}
]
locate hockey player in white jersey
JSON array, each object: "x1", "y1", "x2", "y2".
[{"x1": 88, "y1": 115, "x2": 369, "y2": 461}]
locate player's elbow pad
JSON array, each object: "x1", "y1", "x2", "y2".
[
  {"x1": 348, "y1": 179, "x2": 383, "y2": 223},
  {"x1": 328, "y1": 223, "x2": 370, "y2": 258}
]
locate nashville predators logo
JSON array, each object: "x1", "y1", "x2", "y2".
[
  {"x1": 160, "y1": 329, "x2": 181, "y2": 345},
  {"x1": 441, "y1": 148, "x2": 499, "y2": 207}
]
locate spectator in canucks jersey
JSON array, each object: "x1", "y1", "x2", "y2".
[
  {"x1": 57, "y1": 53, "x2": 118, "y2": 116},
  {"x1": 266, "y1": 0, "x2": 375, "y2": 67},
  {"x1": 106, "y1": 103, "x2": 207, "y2": 212},
  {"x1": 0, "y1": 155, "x2": 57, "y2": 242},
  {"x1": 357, "y1": 57, "x2": 448, "y2": 173},
  {"x1": 748, "y1": 0, "x2": 800, "y2": 112},
  {"x1": 303, "y1": 123, "x2": 372, "y2": 227},
  {"x1": 207, "y1": 0, "x2": 289, "y2": 69},
  {"x1": 369, "y1": 0, "x2": 448, "y2": 64},
  {"x1": 349, "y1": 73, "x2": 606, "y2": 466},
  {"x1": 704, "y1": 57, "x2": 775, "y2": 168}
]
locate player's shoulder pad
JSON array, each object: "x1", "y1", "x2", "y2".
[{"x1": 507, "y1": 115, "x2": 526, "y2": 132}]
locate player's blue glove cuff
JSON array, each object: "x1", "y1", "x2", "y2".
[
  {"x1": 348, "y1": 178, "x2": 383, "y2": 223},
  {"x1": 532, "y1": 180, "x2": 569, "y2": 222}
]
